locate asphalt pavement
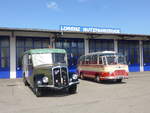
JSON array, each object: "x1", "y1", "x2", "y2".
[{"x1": 0, "y1": 72, "x2": 150, "y2": 113}]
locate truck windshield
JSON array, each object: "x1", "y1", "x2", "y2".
[
  {"x1": 106, "y1": 55, "x2": 126, "y2": 65},
  {"x1": 32, "y1": 53, "x2": 67, "y2": 67},
  {"x1": 32, "y1": 53, "x2": 52, "y2": 67},
  {"x1": 52, "y1": 53, "x2": 66, "y2": 64}
]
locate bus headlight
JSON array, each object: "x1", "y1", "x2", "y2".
[
  {"x1": 72, "y1": 74, "x2": 78, "y2": 80},
  {"x1": 43, "y1": 76, "x2": 49, "y2": 83}
]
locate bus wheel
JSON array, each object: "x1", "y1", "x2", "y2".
[
  {"x1": 116, "y1": 79, "x2": 122, "y2": 83},
  {"x1": 95, "y1": 75, "x2": 100, "y2": 83},
  {"x1": 80, "y1": 73, "x2": 85, "y2": 80}
]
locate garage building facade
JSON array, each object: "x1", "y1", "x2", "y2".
[{"x1": 0, "y1": 27, "x2": 150, "y2": 79}]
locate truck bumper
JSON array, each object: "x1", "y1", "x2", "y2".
[{"x1": 37, "y1": 81, "x2": 79, "y2": 89}]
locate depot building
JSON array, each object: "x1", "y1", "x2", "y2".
[{"x1": 0, "y1": 26, "x2": 150, "y2": 79}]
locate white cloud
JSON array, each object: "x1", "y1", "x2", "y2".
[{"x1": 47, "y1": 2, "x2": 59, "y2": 10}]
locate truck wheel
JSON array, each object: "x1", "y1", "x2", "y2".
[
  {"x1": 34, "y1": 83, "x2": 42, "y2": 97},
  {"x1": 23, "y1": 75, "x2": 28, "y2": 86},
  {"x1": 68, "y1": 85, "x2": 77, "y2": 94},
  {"x1": 95, "y1": 75, "x2": 100, "y2": 83}
]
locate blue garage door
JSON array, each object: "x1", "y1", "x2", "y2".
[
  {"x1": 16, "y1": 37, "x2": 50, "y2": 78},
  {"x1": 143, "y1": 41, "x2": 150, "y2": 71},
  {"x1": 0, "y1": 36, "x2": 10, "y2": 78},
  {"x1": 118, "y1": 40, "x2": 140, "y2": 72},
  {"x1": 55, "y1": 38, "x2": 84, "y2": 73}
]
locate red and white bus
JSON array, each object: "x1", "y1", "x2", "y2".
[{"x1": 77, "y1": 51, "x2": 128, "y2": 82}]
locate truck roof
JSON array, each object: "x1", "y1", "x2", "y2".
[{"x1": 24, "y1": 48, "x2": 66, "y2": 54}]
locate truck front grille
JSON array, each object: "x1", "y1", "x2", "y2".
[{"x1": 53, "y1": 67, "x2": 68, "y2": 87}]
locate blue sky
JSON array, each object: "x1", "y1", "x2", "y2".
[{"x1": 0, "y1": 0, "x2": 150, "y2": 34}]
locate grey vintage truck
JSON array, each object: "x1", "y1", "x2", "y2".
[{"x1": 22, "y1": 48, "x2": 79, "y2": 97}]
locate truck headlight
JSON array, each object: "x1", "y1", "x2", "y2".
[
  {"x1": 42, "y1": 76, "x2": 49, "y2": 83},
  {"x1": 72, "y1": 74, "x2": 78, "y2": 80}
]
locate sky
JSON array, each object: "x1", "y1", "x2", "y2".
[{"x1": 0, "y1": 0, "x2": 150, "y2": 34}]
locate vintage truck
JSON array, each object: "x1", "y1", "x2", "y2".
[{"x1": 22, "y1": 48, "x2": 79, "y2": 97}]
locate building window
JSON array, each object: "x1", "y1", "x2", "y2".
[
  {"x1": 55, "y1": 38, "x2": 84, "y2": 67},
  {"x1": 0, "y1": 37, "x2": 10, "y2": 70},
  {"x1": 16, "y1": 37, "x2": 50, "y2": 70},
  {"x1": 89, "y1": 39, "x2": 114, "y2": 52},
  {"x1": 143, "y1": 41, "x2": 150, "y2": 64},
  {"x1": 118, "y1": 40, "x2": 139, "y2": 65}
]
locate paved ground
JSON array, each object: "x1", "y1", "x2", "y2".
[{"x1": 0, "y1": 72, "x2": 150, "y2": 113}]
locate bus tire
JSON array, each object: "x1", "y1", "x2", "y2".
[
  {"x1": 116, "y1": 79, "x2": 122, "y2": 83},
  {"x1": 95, "y1": 75, "x2": 100, "y2": 83},
  {"x1": 80, "y1": 73, "x2": 85, "y2": 80}
]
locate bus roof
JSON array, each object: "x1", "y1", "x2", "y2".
[
  {"x1": 86, "y1": 51, "x2": 116, "y2": 56},
  {"x1": 24, "y1": 48, "x2": 66, "y2": 54}
]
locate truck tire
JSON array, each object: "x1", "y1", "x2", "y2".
[
  {"x1": 34, "y1": 83, "x2": 42, "y2": 97},
  {"x1": 68, "y1": 85, "x2": 77, "y2": 94},
  {"x1": 23, "y1": 75, "x2": 28, "y2": 86}
]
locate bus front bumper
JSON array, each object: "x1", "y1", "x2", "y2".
[{"x1": 100, "y1": 76, "x2": 128, "y2": 80}]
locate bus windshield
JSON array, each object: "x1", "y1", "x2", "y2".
[{"x1": 105, "y1": 54, "x2": 126, "y2": 65}]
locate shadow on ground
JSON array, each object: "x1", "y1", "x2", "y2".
[
  {"x1": 81, "y1": 78, "x2": 127, "y2": 85},
  {"x1": 27, "y1": 85, "x2": 77, "y2": 97}
]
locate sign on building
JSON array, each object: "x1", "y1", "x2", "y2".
[{"x1": 60, "y1": 25, "x2": 121, "y2": 33}]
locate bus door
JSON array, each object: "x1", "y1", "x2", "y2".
[{"x1": 118, "y1": 40, "x2": 140, "y2": 72}]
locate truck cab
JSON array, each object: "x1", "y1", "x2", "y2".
[{"x1": 22, "y1": 48, "x2": 79, "y2": 97}]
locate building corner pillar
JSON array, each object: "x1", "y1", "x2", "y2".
[
  {"x1": 139, "y1": 40, "x2": 144, "y2": 72},
  {"x1": 10, "y1": 32, "x2": 16, "y2": 79},
  {"x1": 84, "y1": 38, "x2": 89, "y2": 55},
  {"x1": 114, "y1": 39, "x2": 118, "y2": 53}
]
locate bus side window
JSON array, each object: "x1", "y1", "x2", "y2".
[
  {"x1": 85, "y1": 56, "x2": 90, "y2": 64},
  {"x1": 80, "y1": 59, "x2": 83, "y2": 65},
  {"x1": 99, "y1": 56, "x2": 102, "y2": 64},
  {"x1": 81, "y1": 57, "x2": 85, "y2": 65},
  {"x1": 92, "y1": 55, "x2": 98, "y2": 64},
  {"x1": 102, "y1": 57, "x2": 107, "y2": 65},
  {"x1": 89, "y1": 56, "x2": 93, "y2": 64},
  {"x1": 82, "y1": 57, "x2": 85, "y2": 64}
]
